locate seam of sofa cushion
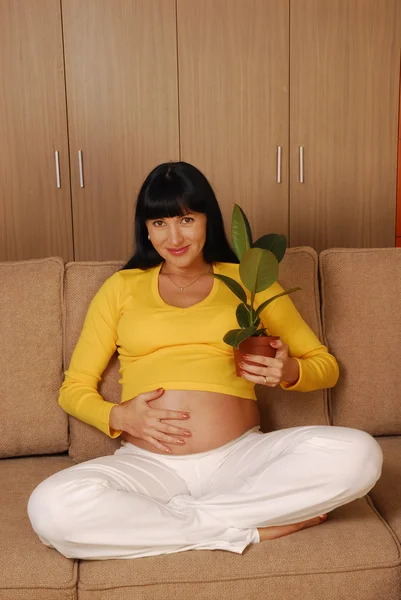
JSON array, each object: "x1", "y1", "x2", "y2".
[
  {"x1": 319, "y1": 250, "x2": 333, "y2": 426},
  {"x1": 283, "y1": 246, "x2": 321, "y2": 334},
  {"x1": 56, "y1": 256, "x2": 70, "y2": 454},
  {"x1": 0, "y1": 584, "x2": 77, "y2": 593},
  {"x1": 318, "y1": 250, "x2": 339, "y2": 427},
  {"x1": 364, "y1": 494, "x2": 401, "y2": 560},
  {"x1": 61, "y1": 267, "x2": 72, "y2": 450},
  {"x1": 77, "y1": 564, "x2": 401, "y2": 592},
  {"x1": 287, "y1": 247, "x2": 330, "y2": 426},
  {"x1": 65, "y1": 261, "x2": 124, "y2": 270},
  {"x1": 0, "y1": 256, "x2": 65, "y2": 268},
  {"x1": 305, "y1": 246, "x2": 331, "y2": 427},
  {"x1": 320, "y1": 247, "x2": 401, "y2": 259},
  {"x1": 0, "y1": 560, "x2": 78, "y2": 590}
]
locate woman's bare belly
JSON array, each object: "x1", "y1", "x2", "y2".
[{"x1": 122, "y1": 390, "x2": 260, "y2": 455}]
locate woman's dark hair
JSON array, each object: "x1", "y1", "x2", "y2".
[{"x1": 120, "y1": 161, "x2": 238, "y2": 270}]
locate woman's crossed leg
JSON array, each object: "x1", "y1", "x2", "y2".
[{"x1": 27, "y1": 425, "x2": 383, "y2": 559}]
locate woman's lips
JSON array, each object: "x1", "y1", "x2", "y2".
[{"x1": 167, "y1": 245, "x2": 190, "y2": 256}]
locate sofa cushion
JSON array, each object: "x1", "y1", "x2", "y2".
[
  {"x1": 63, "y1": 262, "x2": 124, "y2": 462},
  {"x1": 77, "y1": 497, "x2": 400, "y2": 600},
  {"x1": 0, "y1": 455, "x2": 77, "y2": 600},
  {"x1": 370, "y1": 436, "x2": 401, "y2": 543},
  {"x1": 64, "y1": 250, "x2": 329, "y2": 462},
  {"x1": 256, "y1": 247, "x2": 330, "y2": 433},
  {"x1": 319, "y1": 248, "x2": 401, "y2": 434},
  {"x1": 0, "y1": 257, "x2": 68, "y2": 457}
]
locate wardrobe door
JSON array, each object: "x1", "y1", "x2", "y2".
[
  {"x1": 62, "y1": 0, "x2": 180, "y2": 261},
  {"x1": 177, "y1": 0, "x2": 289, "y2": 241},
  {"x1": 396, "y1": 71, "x2": 401, "y2": 239},
  {"x1": 0, "y1": 0, "x2": 73, "y2": 261},
  {"x1": 290, "y1": 0, "x2": 401, "y2": 252}
]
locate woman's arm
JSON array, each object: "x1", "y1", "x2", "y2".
[
  {"x1": 58, "y1": 272, "x2": 123, "y2": 437},
  {"x1": 255, "y1": 281, "x2": 339, "y2": 392}
]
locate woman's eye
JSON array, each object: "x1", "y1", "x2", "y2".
[
  {"x1": 152, "y1": 220, "x2": 165, "y2": 227},
  {"x1": 182, "y1": 217, "x2": 194, "y2": 224}
]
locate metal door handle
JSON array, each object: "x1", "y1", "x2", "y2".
[
  {"x1": 277, "y1": 146, "x2": 282, "y2": 184},
  {"x1": 299, "y1": 146, "x2": 304, "y2": 183},
  {"x1": 55, "y1": 151, "x2": 61, "y2": 188},
  {"x1": 78, "y1": 151, "x2": 84, "y2": 188}
]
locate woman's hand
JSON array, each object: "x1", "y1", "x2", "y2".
[
  {"x1": 109, "y1": 388, "x2": 191, "y2": 453},
  {"x1": 238, "y1": 339, "x2": 299, "y2": 387}
]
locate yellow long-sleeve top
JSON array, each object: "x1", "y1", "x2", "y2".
[{"x1": 58, "y1": 262, "x2": 339, "y2": 438}]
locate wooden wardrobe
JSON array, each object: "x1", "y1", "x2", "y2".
[{"x1": 1, "y1": 0, "x2": 400, "y2": 261}]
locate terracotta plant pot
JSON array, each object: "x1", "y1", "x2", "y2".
[{"x1": 233, "y1": 335, "x2": 280, "y2": 377}]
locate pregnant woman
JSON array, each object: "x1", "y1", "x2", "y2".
[{"x1": 27, "y1": 161, "x2": 383, "y2": 559}]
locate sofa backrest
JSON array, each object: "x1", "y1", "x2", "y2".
[
  {"x1": 63, "y1": 261, "x2": 124, "y2": 462},
  {"x1": 64, "y1": 248, "x2": 329, "y2": 462},
  {"x1": 0, "y1": 258, "x2": 68, "y2": 457},
  {"x1": 256, "y1": 247, "x2": 330, "y2": 432},
  {"x1": 319, "y1": 248, "x2": 401, "y2": 435}
]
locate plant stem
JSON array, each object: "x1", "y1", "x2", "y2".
[{"x1": 250, "y1": 292, "x2": 255, "y2": 326}]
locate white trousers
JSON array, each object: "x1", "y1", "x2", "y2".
[{"x1": 27, "y1": 425, "x2": 383, "y2": 560}]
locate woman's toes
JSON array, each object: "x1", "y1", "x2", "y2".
[
  {"x1": 257, "y1": 514, "x2": 328, "y2": 542},
  {"x1": 299, "y1": 514, "x2": 328, "y2": 530}
]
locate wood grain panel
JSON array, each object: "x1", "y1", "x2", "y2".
[
  {"x1": 177, "y1": 0, "x2": 289, "y2": 242},
  {"x1": 0, "y1": 0, "x2": 73, "y2": 261},
  {"x1": 397, "y1": 140, "x2": 401, "y2": 236},
  {"x1": 290, "y1": 0, "x2": 401, "y2": 252},
  {"x1": 399, "y1": 65, "x2": 401, "y2": 139},
  {"x1": 62, "y1": 0, "x2": 179, "y2": 260},
  {"x1": 397, "y1": 71, "x2": 401, "y2": 237}
]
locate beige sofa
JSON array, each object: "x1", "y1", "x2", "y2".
[{"x1": 1, "y1": 247, "x2": 400, "y2": 600}]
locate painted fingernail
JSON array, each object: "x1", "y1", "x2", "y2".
[{"x1": 176, "y1": 439, "x2": 185, "y2": 444}]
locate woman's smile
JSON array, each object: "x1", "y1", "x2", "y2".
[{"x1": 167, "y1": 245, "x2": 190, "y2": 256}]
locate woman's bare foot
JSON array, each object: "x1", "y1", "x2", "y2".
[{"x1": 257, "y1": 514, "x2": 328, "y2": 542}]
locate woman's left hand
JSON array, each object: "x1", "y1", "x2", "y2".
[{"x1": 238, "y1": 339, "x2": 297, "y2": 387}]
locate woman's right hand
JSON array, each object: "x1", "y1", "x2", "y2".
[{"x1": 109, "y1": 388, "x2": 191, "y2": 453}]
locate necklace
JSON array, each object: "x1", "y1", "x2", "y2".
[{"x1": 160, "y1": 264, "x2": 213, "y2": 291}]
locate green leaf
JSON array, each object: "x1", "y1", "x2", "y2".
[
  {"x1": 239, "y1": 247, "x2": 279, "y2": 295},
  {"x1": 231, "y1": 204, "x2": 252, "y2": 260},
  {"x1": 236, "y1": 303, "x2": 251, "y2": 328},
  {"x1": 223, "y1": 326, "x2": 257, "y2": 349},
  {"x1": 253, "y1": 233, "x2": 287, "y2": 263},
  {"x1": 254, "y1": 287, "x2": 302, "y2": 318},
  {"x1": 211, "y1": 273, "x2": 247, "y2": 303}
]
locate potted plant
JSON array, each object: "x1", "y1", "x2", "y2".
[{"x1": 212, "y1": 204, "x2": 301, "y2": 375}]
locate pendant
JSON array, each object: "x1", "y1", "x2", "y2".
[{"x1": 180, "y1": 287, "x2": 184, "y2": 291}]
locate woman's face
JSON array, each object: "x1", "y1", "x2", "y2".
[{"x1": 146, "y1": 211, "x2": 208, "y2": 268}]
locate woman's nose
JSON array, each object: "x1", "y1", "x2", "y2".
[{"x1": 167, "y1": 226, "x2": 184, "y2": 246}]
